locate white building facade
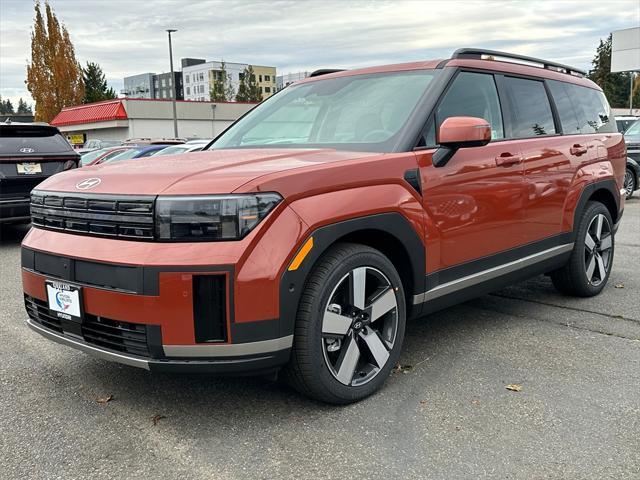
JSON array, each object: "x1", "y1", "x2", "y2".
[{"x1": 182, "y1": 61, "x2": 248, "y2": 102}]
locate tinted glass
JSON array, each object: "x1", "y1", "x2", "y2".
[
  {"x1": 210, "y1": 70, "x2": 440, "y2": 152},
  {"x1": 566, "y1": 84, "x2": 615, "y2": 134},
  {"x1": 625, "y1": 120, "x2": 640, "y2": 136},
  {"x1": 436, "y1": 72, "x2": 504, "y2": 140},
  {"x1": 0, "y1": 126, "x2": 75, "y2": 155},
  {"x1": 503, "y1": 77, "x2": 556, "y2": 138},
  {"x1": 80, "y1": 148, "x2": 108, "y2": 166},
  {"x1": 105, "y1": 148, "x2": 141, "y2": 162},
  {"x1": 547, "y1": 80, "x2": 581, "y2": 134}
]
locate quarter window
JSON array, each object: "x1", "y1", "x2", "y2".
[
  {"x1": 436, "y1": 72, "x2": 504, "y2": 141},
  {"x1": 503, "y1": 77, "x2": 556, "y2": 138},
  {"x1": 547, "y1": 80, "x2": 581, "y2": 134}
]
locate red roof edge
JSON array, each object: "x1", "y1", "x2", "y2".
[{"x1": 51, "y1": 100, "x2": 128, "y2": 127}]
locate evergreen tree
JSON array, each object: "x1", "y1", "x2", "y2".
[
  {"x1": 17, "y1": 98, "x2": 33, "y2": 114},
  {"x1": 209, "y1": 61, "x2": 234, "y2": 101},
  {"x1": 26, "y1": 1, "x2": 84, "y2": 122},
  {"x1": 83, "y1": 62, "x2": 116, "y2": 103},
  {"x1": 4, "y1": 99, "x2": 15, "y2": 114},
  {"x1": 588, "y1": 34, "x2": 640, "y2": 109},
  {"x1": 0, "y1": 96, "x2": 5, "y2": 114},
  {"x1": 235, "y1": 66, "x2": 263, "y2": 102}
]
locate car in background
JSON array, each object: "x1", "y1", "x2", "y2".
[
  {"x1": 616, "y1": 115, "x2": 639, "y2": 133},
  {"x1": 102, "y1": 144, "x2": 171, "y2": 163},
  {"x1": 79, "y1": 146, "x2": 133, "y2": 167},
  {"x1": 0, "y1": 122, "x2": 79, "y2": 223},
  {"x1": 153, "y1": 142, "x2": 208, "y2": 156},
  {"x1": 623, "y1": 119, "x2": 640, "y2": 198},
  {"x1": 76, "y1": 139, "x2": 121, "y2": 154},
  {"x1": 122, "y1": 137, "x2": 185, "y2": 146}
]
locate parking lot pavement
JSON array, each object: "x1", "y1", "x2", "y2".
[{"x1": 1, "y1": 200, "x2": 639, "y2": 480}]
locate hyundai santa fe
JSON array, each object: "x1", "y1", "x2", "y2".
[{"x1": 22, "y1": 49, "x2": 626, "y2": 404}]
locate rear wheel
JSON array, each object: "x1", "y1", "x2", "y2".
[
  {"x1": 284, "y1": 243, "x2": 406, "y2": 404},
  {"x1": 624, "y1": 167, "x2": 636, "y2": 199},
  {"x1": 551, "y1": 201, "x2": 614, "y2": 297}
]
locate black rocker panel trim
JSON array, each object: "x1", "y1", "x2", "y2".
[
  {"x1": 279, "y1": 212, "x2": 426, "y2": 337},
  {"x1": 424, "y1": 232, "x2": 572, "y2": 291}
]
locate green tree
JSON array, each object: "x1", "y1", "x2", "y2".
[
  {"x1": 17, "y1": 98, "x2": 33, "y2": 114},
  {"x1": 235, "y1": 66, "x2": 262, "y2": 102},
  {"x1": 209, "y1": 61, "x2": 234, "y2": 101},
  {"x1": 82, "y1": 62, "x2": 116, "y2": 103},
  {"x1": 4, "y1": 99, "x2": 15, "y2": 114},
  {"x1": 588, "y1": 34, "x2": 640, "y2": 109},
  {"x1": 26, "y1": 1, "x2": 84, "y2": 122}
]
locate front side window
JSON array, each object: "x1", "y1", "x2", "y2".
[
  {"x1": 437, "y1": 71, "x2": 504, "y2": 139},
  {"x1": 210, "y1": 70, "x2": 441, "y2": 152},
  {"x1": 503, "y1": 77, "x2": 556, "y2": 138}
]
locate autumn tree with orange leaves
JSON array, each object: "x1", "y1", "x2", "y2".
[{"x1": 26, "y1": 1, "x2": 84, "y2": 122}]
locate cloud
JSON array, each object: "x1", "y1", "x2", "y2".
[{"x1": 0, "y1": 0, "x2": 638, "y2": 108}]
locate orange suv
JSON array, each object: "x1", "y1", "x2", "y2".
[{"x1": 22, "y1": 49, "x2": 626, "y2": 404}]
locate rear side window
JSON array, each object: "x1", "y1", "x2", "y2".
[
  {"x1": 548, "y1": 81, "x2": 615, "y2": 134},
  {"x1": 502, "y1": 77, "x2": 556, "y2": 138},
  {"x1": 435, "y1": 72, "x2": 504, "y2": 141}
]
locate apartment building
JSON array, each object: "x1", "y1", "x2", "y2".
[{"x1": 276, "y1": 71, "x2": 312, "y2": 91}]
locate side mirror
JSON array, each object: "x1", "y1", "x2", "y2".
[{"x1": 432, "y1": 116, "x2": 491, "y2": 167}]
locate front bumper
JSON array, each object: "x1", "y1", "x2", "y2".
[{"x1": 26, "y1": 317, "x2": 290, "y2": 374}]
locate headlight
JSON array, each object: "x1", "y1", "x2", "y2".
[{"x1": 156, "y1": 193, "x2": 282, "y2": 241}]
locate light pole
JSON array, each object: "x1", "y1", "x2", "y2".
[{"x1": 166, "y1": 29, "x2": 178, "y2": 138}]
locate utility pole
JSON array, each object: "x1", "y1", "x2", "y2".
[{"x1": 166, "y1": 29, "x2": 178, "y2": 138}]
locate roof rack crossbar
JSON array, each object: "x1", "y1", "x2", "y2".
[
  {"x1": 451, "y1": 48, "x2": 586, "y2": 76},
  {"x1": 309, "y1": 69, "x2": 346, "y2": 78}
]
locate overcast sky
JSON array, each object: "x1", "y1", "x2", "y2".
[{"x1": 0, "y1": 0, "x2": 638, "y2": 108}]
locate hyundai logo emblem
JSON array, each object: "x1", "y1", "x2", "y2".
[
  {"x1": 19, "y1": 147, "x2": 35, "y2": 153},
  {"x1": 76, "y1": 178, "x2": 102, "y2": 190}
]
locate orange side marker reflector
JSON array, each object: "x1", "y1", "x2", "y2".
[{"x1": 288, "y1": 237, "x2": 314, "y2": 271}]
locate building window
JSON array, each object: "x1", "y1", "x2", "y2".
[
  {"x1": 186, "y1": 86, "x2": 190, "y2": 95},
  {"x1": 265, "y1": 75, "x2": 270, "y2": 81},
  {"x1": 259, "y1": 75, "x2": 263, "y2": 82},
  {"x1": 199, "y1": 72, "x2": 204, "y2": 81},
  {"x1": 154, "y1": 81, "x2": 159, "y2": 89},
  {"x1": 185, "y1": 75, "x2": 189, "y2": 83},
  {"x1": 265, "y1": 87, "x2": 271, "y2": 93}
]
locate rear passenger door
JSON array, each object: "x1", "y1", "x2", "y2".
[{"x1": 497, "y1": 75, "x2": 575, "y2": 244}]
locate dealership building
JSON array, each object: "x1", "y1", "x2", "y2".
[{"x1": 50, "y1": 98, "x2": 256, "y2": 145}]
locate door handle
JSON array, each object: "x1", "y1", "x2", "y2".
[
  {"x1": 495, "y1": 153, "x2": 522, "y2": 167},
  {"x1": 570, "y1": 144, "x2": 588, "y2": 156}
]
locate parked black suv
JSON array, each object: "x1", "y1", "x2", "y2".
[{"x1": 0, "y1": 123, "x2": 79, "y2": 223}]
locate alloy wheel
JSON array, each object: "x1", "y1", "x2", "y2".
[
  {"x1": 624, "y1": 169, "x2": 635, "y2": 198},
  {"x1": 584, "y1": 213, "x2": 612, "y2": 286},
  {"x1": 321, "y1": 266, "x2": 398, "y2": 386}
]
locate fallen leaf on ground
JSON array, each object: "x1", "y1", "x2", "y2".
[
  {"x1": 614, "y1": 283, "x2": 625, "y2": 289},
  {"x1": 505, "y1": 384, "x2": 522, "y2": 392},
  {"x1": 393, "y1": 363, "x2": 413, "y2": 374},
  {"x1": 419, "y1": 400, "x2": 427, "y2": 405},
  {"x1": 151, "y1": 414, "x2": 166, "y2": 426},
  {"x1": 96, "y1": 395, "x2": 113, "y2": 405}
]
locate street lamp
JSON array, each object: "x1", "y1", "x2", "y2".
[{"x1": 166, "y1": 29, "x2": 178, "y2": 138}]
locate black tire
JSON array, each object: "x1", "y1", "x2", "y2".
[
  {"x1": 551, "y1": 201, "x2": 614, "y2": 297},
  {"x1": 624, "y1": 167, "x2": 636, "y2": 199},
  {"x1": 284, "y1": 243, "x2": 406, "y2": 404}
]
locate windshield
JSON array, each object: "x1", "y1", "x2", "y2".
[
  {"x1": 80, "y1": 148, "x2": 108, "y2": 165},
  {"x1": 625, "y1": 120, "x2": 640, "y2": 136},
  {"x1": 104, "y1": 148, "x2": 142, "y2": 162},
  {"x1": 209, "y1": 70, "x2": 440, "y2": 152},
  {"x1": 155, "y1": 145, "x2": 190, "y2": 156}
]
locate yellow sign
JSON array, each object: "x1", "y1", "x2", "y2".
[{"x1": 68, "y1": 134, "x2": 85, "y2": 145}]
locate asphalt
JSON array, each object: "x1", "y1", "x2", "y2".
[{"x1": 1, "y1": 199, "x2": 639, "y2": 480}]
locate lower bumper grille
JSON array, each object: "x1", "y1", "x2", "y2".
[{"x1": 25, "y1": 295, "x2": 151, "y2": 357}]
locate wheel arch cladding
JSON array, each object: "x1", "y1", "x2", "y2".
[
  {"x1": 572, "y1": 179, "x2": 620, "y2": 240},
  {"x1": 279, "y1": 213, "x2": 426, "y2": 337}
]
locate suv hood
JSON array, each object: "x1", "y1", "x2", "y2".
[{"x1": 35, "y1": 148, "x2": 376, "y2": 196}]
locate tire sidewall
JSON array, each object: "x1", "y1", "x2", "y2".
[
  {"x1": 300, "y1": 247, "x2": 406, "y2": 402},
  {"x1": 575, "y1": 202, "x2": 615, "y2": 295}
]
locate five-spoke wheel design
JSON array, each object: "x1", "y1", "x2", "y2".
[
  {"x1": 321, "y1": 266, "x2": 398, "y2": 387},
  {"x1": 624, "y1": 168, "x2": 636, "y2": 199},
  {"x1": 584, "y1": 213, "x2": 612, "y2": 286}
]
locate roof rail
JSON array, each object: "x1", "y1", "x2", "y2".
[
  {"x1": 309, "y1": 69, "x2": 346, "y2": 77},
  {"x1": 452, "y1": 48, "x2": 586, "y2": 77}
]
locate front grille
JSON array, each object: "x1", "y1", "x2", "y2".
[
  {"x1": 30, "y1": 191, "x2": 155, "y2": 240},
  {"x1": 25, "y1": 295, "x2": 150, "y2": 357}
]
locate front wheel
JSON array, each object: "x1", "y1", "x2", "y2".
[
  {"x1": 284, "y1": 243, "x2": 406, "y2": 404},
  {"x1": 551, "y1": 201, "x2": 614, "y2": 297}
]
